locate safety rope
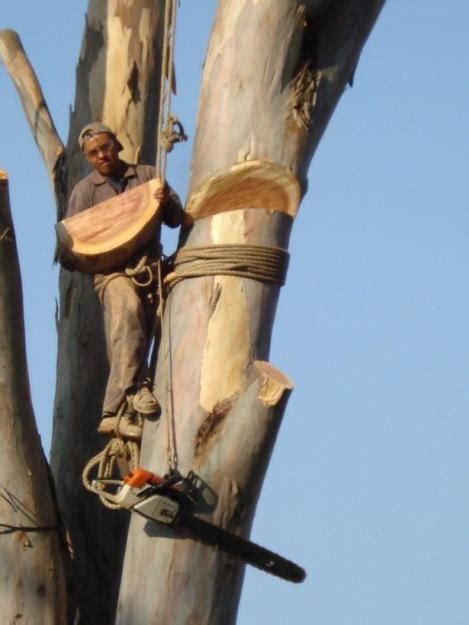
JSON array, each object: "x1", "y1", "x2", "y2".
[
  {"x1": 156, "y1": 0, "x2": 185, "y2": 182},
  {"x1": 153, "y1": 0, "x2": 184, "y2": 473},
  {"x1": 165, "y1": 244, "x2": 290, "y2": 289}
]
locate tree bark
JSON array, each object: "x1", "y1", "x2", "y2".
[
  {"x1": 0, "y1": 171, "x2": 66, "y2": 624},
  {"x1": 118, "y1": 1, "x2": 385, "y2": 623}
]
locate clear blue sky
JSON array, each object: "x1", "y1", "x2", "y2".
[{"x1": 1, "y1": 2, "x2": 468, "y2": 624}]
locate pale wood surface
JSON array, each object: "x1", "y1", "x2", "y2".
[
  {"x1": 185, "y1": 159, "x2": 301, "y2": 224},
  {"x1": 0, "y1": 172, "x2": 66, "y2": 624}
]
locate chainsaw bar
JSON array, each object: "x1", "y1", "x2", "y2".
[{"x1": 139, "y1": 506, "x2": 305, "y2": 583}]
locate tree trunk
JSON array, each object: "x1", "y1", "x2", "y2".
[
  {"x1": 118, "y1": 1, "x2": 385, "y2": 623},
  {"x1": 0, "y1": 171, "x2": 66, "y2": 624}
]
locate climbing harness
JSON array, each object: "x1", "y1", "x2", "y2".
[{"x1": 90, "y1": 467, "x2": 306, "y2": 584}]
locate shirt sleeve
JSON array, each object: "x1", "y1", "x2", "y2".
[
  {"x1": 162, "y1": 184, "x2": 184, "y2": 228},
  {"x1": 59, "y1": 181, "x2": 94, "y2": 269},
  {"x1": 67, "y1": 180, "x2": 93, "y2": 217}
]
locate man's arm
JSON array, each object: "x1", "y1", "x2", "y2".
[
  {"x1": 155, "y1": 182, "x2": 183, "y2": 228},
  {"x1": 58, "y1": 180, "x2": 93, "y2": 270},
  {"x1": 67, "y1": 179, "x2": 93, "y2": 218}
]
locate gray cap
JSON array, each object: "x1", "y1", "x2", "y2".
[{"x1": 78, "y1": 122, "x2": 124, "y2": 151}]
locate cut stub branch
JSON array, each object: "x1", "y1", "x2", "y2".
[
  {"x1": 0, "y1": 30, "x2": 66, "y2": 212},
  {"x1": 0, "y1": 171, "x2": 66, "y2": 624}
]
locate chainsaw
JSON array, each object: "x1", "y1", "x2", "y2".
[{"x1": 91, "y1": 468, "x2": 306, "y2": 584}]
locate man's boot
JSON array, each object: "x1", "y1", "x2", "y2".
[
  {"x1": 131, "y1": 386, "x2": 160, "y2": 415},
  {"x1": 98, "y1": 411, "x2": 143, "y2": 441}
]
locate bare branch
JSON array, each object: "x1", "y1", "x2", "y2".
[{"x1": 0, "y1": 29, "x2": 66, "y2": 212}]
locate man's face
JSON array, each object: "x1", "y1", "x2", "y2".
[{"x1": 83, "y1": 133, "x2": 121, "y2": 177}]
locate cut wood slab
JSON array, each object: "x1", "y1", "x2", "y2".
[
  {"x1": 185, "y1": 159, "x2": 301, "y2": 224},
  {"x1": 56, "y1": 178, "x2": 162, "y2": 273}
]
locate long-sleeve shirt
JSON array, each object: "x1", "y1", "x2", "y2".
[
  {"x1": 67, "y1": 161, "x2": 183, "y2": 231},
  {"x1": 62, "y1": 161, "x2": 183, "y2": 272}
]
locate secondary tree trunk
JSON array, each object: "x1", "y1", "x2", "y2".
[
  {"x1": 50, "y1": 3, "x2": 165, "y2": 622},
  {"x1": 2, "y1": 2, "x2": 166, "y2": 622},
  {"x1": 118, "y1": 1, "x2": 385, "y2": 624},
  {"x1": 0, "y1": 171, "x2": 66, "y2": 624}
]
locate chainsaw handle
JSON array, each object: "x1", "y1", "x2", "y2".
[{"x1": 124, "y1": 468, "x2": 165, "y2": 488}]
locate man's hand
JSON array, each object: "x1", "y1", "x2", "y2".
[{"x1": 154, "y1": 180, "x2": 169, "y2": 206}]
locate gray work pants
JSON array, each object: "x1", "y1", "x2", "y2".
[{"x1": 94, "y1": 274, "x2": 156, "y2": 414}]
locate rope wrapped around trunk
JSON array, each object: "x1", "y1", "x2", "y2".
[{"x1": 165, "y1": 244, "x2": 289, "y2": 289}]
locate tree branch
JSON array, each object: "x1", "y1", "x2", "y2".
[{"x1": 0, "y1": 29, "x2": 66, "y2": 215}]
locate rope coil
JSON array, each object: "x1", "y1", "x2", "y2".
[
  {"x1": 82, "y1": 404, "x2": 142, "y2": 509},
  {"x1": 165, "y1": 244, "x2": 290, "y2": 289}
]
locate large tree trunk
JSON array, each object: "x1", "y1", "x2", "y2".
[
  {"x1": 117, "y1": 1, "x2": 385, "y2": 623},
  {"x1": 0, "y1": 171, "x2": 66, "y2": 624}
]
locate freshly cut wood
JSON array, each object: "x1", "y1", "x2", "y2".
[
  {"x1": 56, "y1": 178, "x2": 162, "y2": 273},
  {"x1": 185, "y1": 160, "x2": 301, "y2": 224}
]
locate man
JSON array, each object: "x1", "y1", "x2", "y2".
[{"x1": 64, "y1": 122, "x2": 183, "y2": 439}]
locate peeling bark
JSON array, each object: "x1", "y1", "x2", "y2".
[{"x1": 0, "y1": 171, "x2": 66, "y2": 624}]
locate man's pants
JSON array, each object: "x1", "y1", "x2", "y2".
[{"x1": 94, "y1": 274, "x2": 156, "y2": 414}]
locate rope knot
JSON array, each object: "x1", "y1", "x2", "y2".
[{"x1": 161, "y1": 115, "x2": 188, "y2": 153}]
